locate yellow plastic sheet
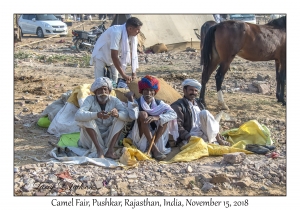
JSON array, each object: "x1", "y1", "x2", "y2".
[
  {"x1": 119, "y1": 138, "x2": 154, "y2": 167},
  {"x1": 160, "y1": 137, "x2": 252, "y2": 164},
  {"x1": 67, "y1": 84, "x2": 116, "y2": 108},
  {"x1": 221, "y1": 120, "x2": 273, "y2": 149},
  {"x1": 119, "y1": 120, "x2": 270, "y2": 165}
]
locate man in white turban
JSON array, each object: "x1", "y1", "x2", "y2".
[
  {"x1": 171, "y1": 79, "x2": 230, "y2": 146},
  {"x1": 75, "y1": 77, "x2": 130, "y2": 159}
]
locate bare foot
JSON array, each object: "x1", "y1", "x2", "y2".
[
  {"x1": 97, "y1": 152, "x2": 104, "y2": 158},
  {"x1": 216, "y1": 134, "x2": 230, "y2": 146},
  {"x1": 152, "y1": 148, "x2": 166, "y2": 160},
  {"x1": 104, "y1": 152, "x2": 118, "y2": 160}
]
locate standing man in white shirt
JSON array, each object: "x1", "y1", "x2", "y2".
[{"x1": 90, "y1": 17, "x2": 143, "y2": 84}]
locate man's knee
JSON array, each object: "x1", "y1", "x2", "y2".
[{"x1": 138, "y1": 111, "x2": 148, "y2": 120}]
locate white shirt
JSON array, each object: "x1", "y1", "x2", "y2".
[
  {"x1": 91, "y1": 25, "x2": 123, "y2": 66},
  {"x1": 188, "y1": 100, "x2": 205, "y2": 137}
]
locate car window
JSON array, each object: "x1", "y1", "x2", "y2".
[
  {"x1": 22, "y1": 14, "x2": 29, "y2": 20},
  {"x1": 36, "y1": 14, "x2": 58, "y2": 21},
  {"x1": 28, "y1": 14, "x2": 36, "y2": 20}
]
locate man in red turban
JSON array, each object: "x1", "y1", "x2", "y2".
[{"x1": 125, "y1": 75, "x2": 178, "y2": 160}]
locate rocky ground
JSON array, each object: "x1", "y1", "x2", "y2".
[{"x1": 14, "y1": 18, "x2": 286, "y2": 196}]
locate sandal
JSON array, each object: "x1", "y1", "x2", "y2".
[{"x1": 245, "y1": 144, "x2": 270, "y2": 154}]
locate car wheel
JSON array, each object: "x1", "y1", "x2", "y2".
[
  {"x1": 19, "y1": 27, "x2": 24, "y2": 37},
  {"x1": 37, "y1": 27, "x2": 44, "y2": 38}
]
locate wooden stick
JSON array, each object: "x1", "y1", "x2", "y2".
[{"x1": 146, "y1": 134, "x2": 156, "y2": 156}]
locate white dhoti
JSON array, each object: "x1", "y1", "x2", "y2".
[
  {"x1": 77, "y1": 118, "x2": 125, "y2": 157},
  {"x1": 127, "y1": 120, "x2": 171, "y2": 155},
  {"x1": 199, "y1": 110, "x2": 220, "y2": 143},
  {"x1": 93, "y1": 58, "x2": 118, "y2": 83}
]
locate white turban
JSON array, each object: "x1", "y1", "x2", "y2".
[
  {"x1": 90, "y1": 77, "x2": 112, "y2": 92},
  {"x1": 181, "y1": 79, "x2": 202, "y2": 90}
]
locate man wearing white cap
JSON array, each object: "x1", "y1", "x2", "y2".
[
  {"x1": 171, "y1": 79, "x2": 230, "y2": 146},
  {"x1": 75, "y1": 77, "x2": 130, "y2": 159}
]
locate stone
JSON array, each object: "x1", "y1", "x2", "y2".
[
  {"x1": 210, "y1": 174, "x2": 230, "y2": 184},
  {"x1": 94, "y1": 181, "x2": 103, "y2": 189},
  {"x1": 127, "y1": 174, "x2": 137, "y2": 179},
  {"x1": 258, "y1": 83, "x2": 269, "y2": 94},
  {"x1": 201, "y1": 182, "x2": 215, "y2": 192},
  {"x1": 75, "y1": 189, "x2": 86, "y2": 195},
  {"x1": 117, "y1": 182, "x2": 128, "y2": 190},
  {"x1": 98, "y1": 187, "x2": 109, "y2": 195},
  {"x1": 35, "y1": 191, "x2": 47, "y2": 196},
  {"x1": 199, "y1": 173, "x2": 212, "y2": 183},
  {"x1": 186, "y1": 166, "x2": 193, "y2": 173},
  {"x1": 223, "y1": 152, "x2": 246, "y2": 164},
  {"x1": 257, "y1": 74, "x2": 265, "y2": 81},
  {"x1": 235, "y1": 178, "x2": 253, "y2": 188},
  {"x1": 248, "y1": 84, "x2": 259, "y2": 92},
  {"x1": 47, "y1": 174, "x2": 58, "y2": 183},
  {"x1": 225, "y1": 166, "x2": 236, "y2": 172},
  {"x1": 179, "y1": 176, "x2": 196, "y2": 186}
]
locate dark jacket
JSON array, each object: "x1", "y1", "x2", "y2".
[{"x1": 170, "y1": 97, "x2": 205, "y2": 145}]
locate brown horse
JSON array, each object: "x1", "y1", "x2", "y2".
[
  {"x1": 200, "y1": 20, "x2": 217, "y2": 68},
  {"x1": 200, "y1": 16, "x2": 286, "y2": 110}
]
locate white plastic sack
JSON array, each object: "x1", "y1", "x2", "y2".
[{"x1": 47, "y1": 102, "x2": 80, "y2": 137}]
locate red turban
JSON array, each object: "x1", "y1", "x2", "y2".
[{"x1": 138, "y1": 75, "x2": 160, "y2": 94}]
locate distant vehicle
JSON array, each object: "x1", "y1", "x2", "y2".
[
  {"x1": 18, "y1": 14, "x2": 68, "y2": 38},
  {"x1": 270, "y1": 14, "x2": 285, "y2": 21},
  {"x1": 229, "y1": 14, "x2": 256, "y2": 24}
]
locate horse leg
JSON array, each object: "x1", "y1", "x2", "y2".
[
  {"x1": 215, "y1": 62, "x2": 231, "y2": 110},
  {"x1": 275, "y1": 61, "x2": 281, "y2": 101},
  {"x1": 279, "y1": 69, "x2": 286, "y2": 106},
  {"x1": 200, "y1": 58, "x2": 220, "y2": 107}
]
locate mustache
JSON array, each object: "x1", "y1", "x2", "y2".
[{"x1": 97, "y1": 93, "x2": 109, "y2": 97}]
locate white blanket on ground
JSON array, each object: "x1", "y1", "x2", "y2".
[{"x1": 49, "y1": 148, "x2": 123, "y2": 168}]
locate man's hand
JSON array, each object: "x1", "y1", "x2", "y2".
[
  {"x1": 144, "y1": 115, "x2": 160, "y2": 124},
  {"x1": 110, "y1": 108, "x2": 119, "y2": 118},
  {"x1": 124, "y1": 91, "x2": 135, "y2": 102},
  {"x1": 132, "y1": 72, "x2": 137, "y2": 80},
  {"x1": 97, "y1": 111, "x2": 110, "y2": 120},
  {"x1": 122, "y1": 74, "x2": 132, "y2": 84}
]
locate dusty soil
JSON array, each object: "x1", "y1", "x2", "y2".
[{"x1": 14, "y1": 19, "x2": 286, "y2": 196}]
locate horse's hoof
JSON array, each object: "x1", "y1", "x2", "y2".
[
  {"x1": 218, "y1": 101, "x2": 229, "y2": 110},
  {"x1": 282, "y1": 102, "x2": 286, "y2": 106}
]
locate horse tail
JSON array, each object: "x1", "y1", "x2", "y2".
[{"x1": 202, "y1": 25, "x2": 217, "y2": 70}]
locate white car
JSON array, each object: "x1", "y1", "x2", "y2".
[
  {"x1": 18, "y1": 14, "x2": 68, "y2": 38},
  {"x1": 229, "y1": 14, "x2": 257, "y2": 24}
]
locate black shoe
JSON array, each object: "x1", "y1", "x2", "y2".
[
  {"x1": 245, "y1": 144, "x2": 270, "y2": 154},
  {"x1": 261, "y1": 145, "x2": 276, "y2": 151}
]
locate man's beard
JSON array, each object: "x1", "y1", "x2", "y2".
[{"x1": 97, "y1": 94, "x2": 109, "y2": 103}]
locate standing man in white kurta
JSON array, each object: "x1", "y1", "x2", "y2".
[{"x1": 90, "y1": 17, "x2": 143, "y2": 84}]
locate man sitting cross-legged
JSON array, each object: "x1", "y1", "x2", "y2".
[
  {"x1": 75, "y1": 77, "x2": 130, "y2": 159},
  {"x1": 171, "y1": 78, "x2": 230, "y2": 147},
  {"x1": 124, "y1": 75, "x2": 178, "y2": 160}
]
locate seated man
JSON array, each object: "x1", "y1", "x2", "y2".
[
  {"x1": 75, "y1": 77, "x2": 130, "y2": 159},
  {"x1": 171, "y1": 79, "x2": 230, "y2": 146},
  {"x1": 125, "y1": 75, "x2": 178, "y2": 160}
]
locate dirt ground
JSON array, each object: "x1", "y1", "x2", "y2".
[{"x1": 13, "y1": 18, "x2": 286, "y2": 196}]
